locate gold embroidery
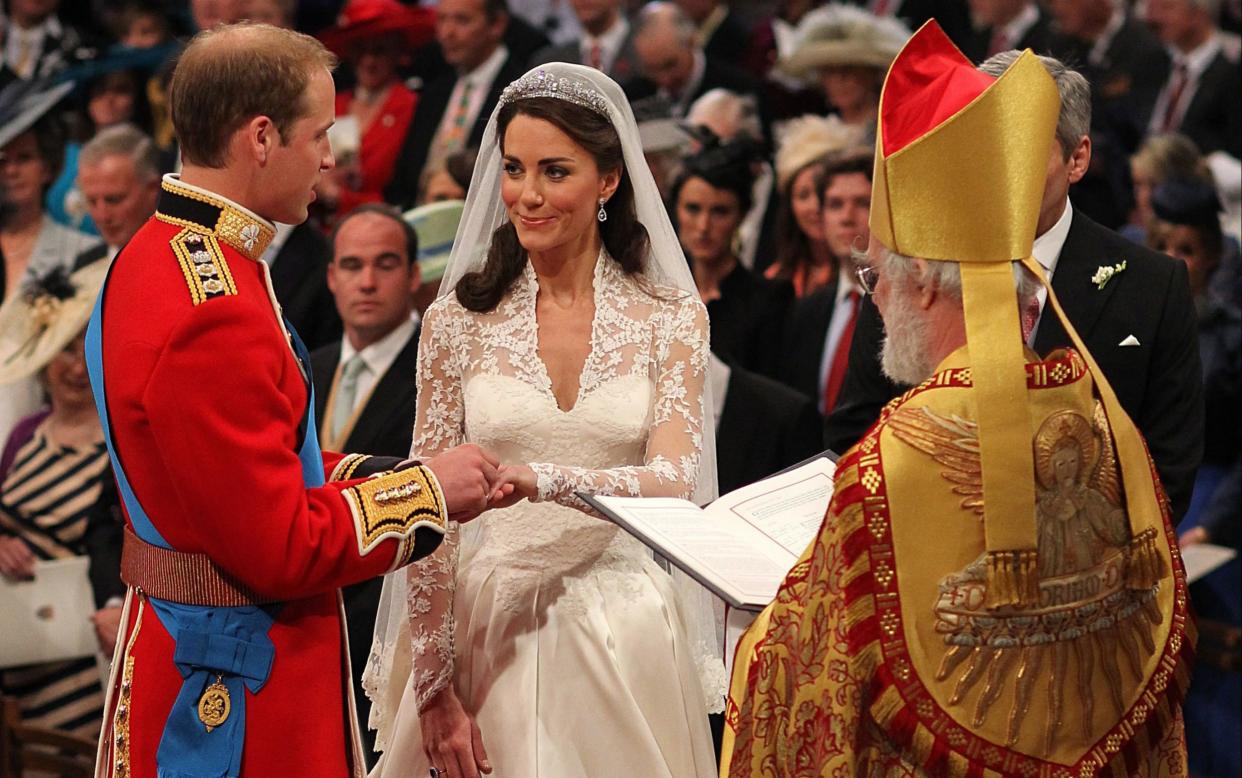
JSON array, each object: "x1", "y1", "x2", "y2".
[
  {"x1": 157, "y1": 179, "x2": 274, "y2": 260},
  {"x1": 900, "y1": 402, "x2": 1164, "y2": 756},
  {"x1": 330, "y1": 453, "x2": 373, "y2": 482},
  {"x1": 112, "y1": 595, "x2": 144, "y2": 778},
  {"x1": 342, "y1": 465, "x2": 447, "y2": 562},
  {"x1": 169, "y1": 229, "x2": 237, "y2": 305}
]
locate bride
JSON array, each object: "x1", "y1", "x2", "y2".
[{"x1": 364, "y1": 63, "x2": 723, "y2": 778}]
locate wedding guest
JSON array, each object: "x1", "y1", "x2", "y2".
[
  {"x1": 775, "y1": 5, "x2": 908, "y2": 140},
  {"x1": 71, "y1": 123, "x2": 161, "y2": 270},
  {"x1": 673, "y1": 140, "x2": 793, "y2": 378},
  {"x1": 765, "y1": 114, "x2": 863, "y2": 297},
  {"x1": 1125, "y1": 132, "x2": 1211, "y2": 243},
  {"x1": 0, "y1": 262, "x2": 111, "y2": 739},
  {"x1": 319, "y1": 0, "x2": 433, "y2": 215},
  {"x1": 528, "y1": 0, "x2": 644, "y2": 85}
]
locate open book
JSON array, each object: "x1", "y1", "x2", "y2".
[{"x1": 579, "y1": 455, "x2": 837, "y2": 611}]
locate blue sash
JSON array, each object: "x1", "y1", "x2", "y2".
[{"x1": 85, "y1": 275, "x2": 325, "y2": 778}]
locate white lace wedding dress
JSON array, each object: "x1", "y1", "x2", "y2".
[{"x1": 366, "y1": 253, "x2": 721, "y2": 777}]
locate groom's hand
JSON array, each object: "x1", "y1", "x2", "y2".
[{"x1": 422, "y1": 444, "x2": 502, "y2": 523}]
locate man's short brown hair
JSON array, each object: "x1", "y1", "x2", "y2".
[{"x1": 170, "y1": 22, "x2": 337, "y2": 168}]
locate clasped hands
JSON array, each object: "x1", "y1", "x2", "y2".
[{"x1": 418, "y1": 444, "x2": 539, "y2": 524}]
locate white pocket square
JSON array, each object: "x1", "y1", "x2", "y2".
[{"x1": 1119, "y1": 335, "x2": 1141, "y2": 347}]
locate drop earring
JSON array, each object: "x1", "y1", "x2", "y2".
[{"x1": 597, "y1": 198, "x2": 608, "y2": 222}]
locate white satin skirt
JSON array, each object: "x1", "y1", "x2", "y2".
[{"x1": 370, "y1": 552, "x2": 718, "y2": 777}]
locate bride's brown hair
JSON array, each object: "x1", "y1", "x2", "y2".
[{"x1": 455, "y1": 97, "x2": 650, "y2": 312}]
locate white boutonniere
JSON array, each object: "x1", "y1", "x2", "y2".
[{"x1": 1091, "y1": 260, "x2": 1127, "y2": 290}]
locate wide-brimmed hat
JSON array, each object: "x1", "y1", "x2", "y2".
[
  {"x1": 404, "y1": 199, "x2": 464, "y2": 283},
  {"x1": 778, "y1": 4, "x2": 911, "y2": 78},
  {"x1": 0, "y1": 79, "x2": 74, "y2": 149},
  {"x1": 774, "y1": 114, "x2": 865, "y2": 188},
  {"x1": 0, "y1": 261, "x2": 108, "y2": 384},
  {"x1": 319, "y1": 0, "x2": 436, "y2": 58}
]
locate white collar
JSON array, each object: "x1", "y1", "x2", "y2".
[
  {"x1": 339, "y1": 316, "x2": 417, "y2": 377},
  {"x1": 834, "y1": 266, "x2": 863, "y2": 306},
  {"x1": 1032, "y1": 196, "x2": 1073, "y2": 276},
  {"x1": 262, "y1": 222, "x2": 297, "y2": 266},
  {"x1": 584, "y1": 16, "x2": 629, "y2": 60},
  {"x1": 708, "y1": 351, "x2": 730, "y2": 424},
  {"x1": 675, "y1": 50, "x2": 706, "y2": 110},
  {"x1": 998, "y1": 3, "x2": 1040, "y2": 45},
  {"x1": 460, "y1": 44, "x2": 508, "y2": 89},
  {"x1": 1089, "y1": 8, "x2": 1127, "y2": 65},
  {"x1": 1171, "y1": 33, "x2": 1222, "y2": 78}
]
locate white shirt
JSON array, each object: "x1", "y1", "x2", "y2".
[
  {"x1": 1027, "y1": 196, "x2": 1074, "y2": 344},
  {"x1": 991, "y1": 3, "x2": 1040, "y2": 53},
  {"x1": 3, "y1": 15, "x2": 57, "y2": 79},
  {"x1": 261, "y1": 223, "x2": 297, "y2": 267},
  {"x1": 1088, "y1": 8, "x2": 1127, "y2": 67},
  {"x1": 337, "y1": 317, "x2": 418, "y2": 414},
  {"x1": 434, "y1": 44, "x2": 509, "y2": 153},
  {"x1": 817, "y1": 271, "x2": 864, "y2": 412},
  {"x1": 1148, "y1": 34, "x2": 1223, "y2": 136},
  {"x1": 708, "y1": 351, "x2": 730, "y2": 429},
  {"x1": 581, "y1": 17, "x2": 629, "y2": 74}
]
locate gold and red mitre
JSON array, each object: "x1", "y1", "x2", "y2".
[{"x1": 862, "y1": 21, "x2": 1192, "y2": 774}]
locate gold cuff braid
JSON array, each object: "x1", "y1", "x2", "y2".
[
  {"x1": 330, "y1": 453, "x2": 373, "y2": 482},
  {"x1": 342, "y1": 465, "x2": 447, "y2": 563}
]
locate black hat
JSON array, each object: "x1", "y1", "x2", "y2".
[{"x1": 1151, "y1": 176, "x2": 1223, "y2": 228}]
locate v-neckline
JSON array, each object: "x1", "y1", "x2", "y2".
[{"x1": 527, "y1": 251, "x2": 604, "y2": 414}]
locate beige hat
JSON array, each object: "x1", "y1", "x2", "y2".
[
  {"x1": 0, "y1": 261, "x2": 108, "y2": 384},
  {"x1": 774, "y1": 114, "x2": 866, "y2": 189},
  {"x1": 778, "y1": 4, "x2": 911, "y2": 78}
]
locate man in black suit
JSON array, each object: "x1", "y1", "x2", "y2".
[
  {"x1": 263, "y1": 221, "x2": 342, "y2": 351},
  {"x1": 310, "y1": 204, "x2": 423, "y2": 766},
  {"x1": 529, "y1": 0, "x2": 644, "y2": 85},
  {"x1": 386, "y1": 0, "x2": 528, "y2": 209},
  {"x1": 826, "y1": 52, "x2": 1203, "y2": 521},
  {"x1": 712, "y1": 353, "x2": 823, "y2": 494},
  {"x1": 674, "y1": 0, "x2": 751, "y2": 63},
  {"x1": 70, "y1": 123, "x2": 159, "y2": 272},
  {"x1": 959, "y1": 0, "x2": 1061, "y2": 62},
  {"x1": 1146, "y1": 0, "x2": 1242, "y2": 159},
  {"x1": 631, "y1": 1, "x2": 759, "y2": 118}
]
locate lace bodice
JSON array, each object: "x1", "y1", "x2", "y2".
[{"x1": 405, "y1": 253, "x2": 710, "y2": 710}]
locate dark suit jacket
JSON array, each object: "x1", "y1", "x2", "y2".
[
  {"x1": 959, "y1": 6, "x2": 1061, "y2": 63},
  {"x1": 1175, "y1": 50, "x2": 1242, "y2": 159},
  {"x1": 778, "y1": 281, "x2": 838, "y2": 401},
  {"x1": 268, "y1": 222, "x2": 341, "y2": 352},
  {"x1": 528, "y1": 22, "x2": 644, "y2": 86},
  {"x1": 702, "y1": 7, "x2": 751, "y2": 65},
  {"x1": 309, "y1": 325, "x2": 419, "y2": 766},
  {"x1": 386, "y1": 52, "x2": 528, "y2": 209},
  {"x1": 706, "y1": 262, "x2": 793, "y2": 380},
  {"x1": 1080, "y1": 15, "x2": 1170, "y2": 153},
  {"x1": 825, "y1": 212, "x2": 1204, "y2": 521},
  {"x1": 716, "y1": 359, "x2": 824, "y2": 495}
]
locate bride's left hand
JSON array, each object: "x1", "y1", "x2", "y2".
[{"x1": 490, "y1": 464, "x2": 538, "y2": 508}]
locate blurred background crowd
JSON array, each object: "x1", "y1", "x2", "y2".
[{"x1": 0, "y1": 0, "x2": 1238, "y2": 774}]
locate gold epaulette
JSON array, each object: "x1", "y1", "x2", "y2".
[
  {"x1": 170, "y1": 228, "x2": 237, "y2": 305},
  {"x1": 342, "y1": 464, "x2": 448, "y2": 569}
]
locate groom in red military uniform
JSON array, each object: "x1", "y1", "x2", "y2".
[{"x1": 86, "y1": 23, "x2": 508, "y2": 778}]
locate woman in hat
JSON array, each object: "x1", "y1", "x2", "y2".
[
  {"x1": 0, "y1": 262, "x2": 118, "y2": 739},
  {"x1": 319, "y1": 0, "x2": 435, "y2": 217},
  {"x1": 765, "y1": 114, "x2": 863, "y2": 297},
  {"x1": 777, "y1": 5, "x2": 909, "y2": 138}
]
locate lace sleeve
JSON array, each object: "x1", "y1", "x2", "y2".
[
  {"x1": 531, "y1": 296, "x2": 709, "y2": 508},
  {"x1": 407, "y1": 303, "x2": 464, "y2": 711}
]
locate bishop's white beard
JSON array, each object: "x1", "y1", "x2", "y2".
[{"x1": 880, "y1": 298, "x2": 935, "y2": 386}]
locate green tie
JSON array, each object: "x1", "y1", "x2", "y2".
[{"x1": 330, "y1": 354, "x2": 367, "y2": 441}]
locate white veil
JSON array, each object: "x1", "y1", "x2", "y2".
[{"x1": 363, "y1": 63, "x2": 725, "y2": 751}]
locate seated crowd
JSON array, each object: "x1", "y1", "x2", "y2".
[{"x1": 0, "y1": 0, "x2": 1238, "y2": 773}]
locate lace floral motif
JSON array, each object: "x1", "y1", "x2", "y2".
[{"x1": 404, "y1": 252, "x2": 710, "y2": 711}]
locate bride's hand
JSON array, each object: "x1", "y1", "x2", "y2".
[
  {"x1": 420, "y1": 685, "x2": 491, "y2": 777},
  {"x1": 491, "y1": 464, "x2": 538, "y2": 507}
]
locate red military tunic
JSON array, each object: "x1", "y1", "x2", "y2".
[{"x1": 93, "y1": 176, "x2": 447, "y2": 777}]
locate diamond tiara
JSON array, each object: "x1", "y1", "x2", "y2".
[{"x1": 499, "y1": 69, "x2": 611, "y2": 117}]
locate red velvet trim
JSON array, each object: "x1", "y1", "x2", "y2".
[{"x1": 880, "y1": 22, "x2": 996, "y2": 157}]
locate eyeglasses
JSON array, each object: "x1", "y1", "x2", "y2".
[{"x1": 855, "y1": 264, "x2": 879, "y2": 295}]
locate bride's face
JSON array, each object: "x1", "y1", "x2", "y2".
[{"x1": 500, "y1": 114, "x2": 618, "y2": 256}]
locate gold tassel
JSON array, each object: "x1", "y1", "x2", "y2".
[
  {"x1": 1126, "y1": 528, "x2": 1166, "y2": 590},
  {"x1": 985, "y1": 549, "x2": 1040, "y2": 608}
]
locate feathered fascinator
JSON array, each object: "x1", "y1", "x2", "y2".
[
  {"x1": 0, "y1": 262, "x2": 108, "y2": 383},
  {"x1": 778, "y1": 4, "x2": 911, "y2": 77},
  {"x1": 774, "y1": 114, "x2": 865, "y2": 189}
]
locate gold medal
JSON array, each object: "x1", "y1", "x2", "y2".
[{"x1": 197, "y1": 676, "x2": 231, "y2": 732}]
